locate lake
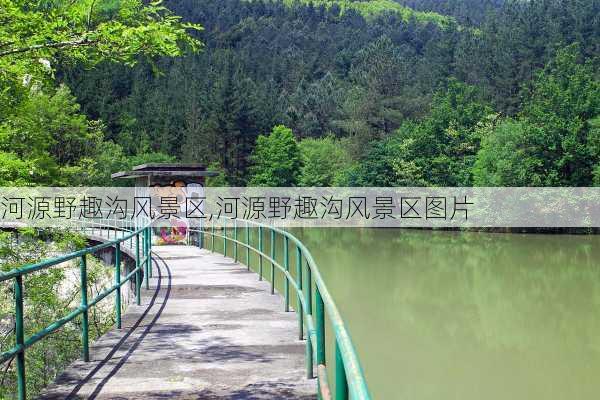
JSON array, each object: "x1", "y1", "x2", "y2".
[{"x1": 291, "y1": 229, "x2": 600, "y2": 400}]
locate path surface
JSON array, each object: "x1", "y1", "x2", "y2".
[{"x1": 39, "y1": 246, "x2": 316, "y2": 399}]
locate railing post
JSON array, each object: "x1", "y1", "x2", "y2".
[
  {"x1": 245, "y1": 221, "x2": 250, "y2": 270},
  {"x1": 316, "y1": 287, "x2": 325, "y2": 365},
  {"x1": 143, "y1": 228, "x2": 149, "y2": 290},
  {"x1": 284, "y1": 236, "x2": 289, "y2": 312},
  {"x1": 135, "y1": 233, "x2": 141, "y2": 306},
  {"x1": 14, "y1": 275, "x2": 26, "y2": 400},
  {"x1": 199, "y1": 221, "x2": 204, "y2": 249},
  {"x1": 306, "y1": 332, "x2": 313, "y2": 380},
  {"x1": 115, "y1": 242, "x2": 122, "y2": 329},
  {"x1": 80, "y1": 254, "x2": 90, "y2": 362},
  {"x1": 223, "y1": 219, "x2": 227, "y2": 257},
  {"x1": 258, "y1": 226, "x2": 263, "y2": 280},
  {"x1": 148, "y1": 227, "x2": 153, "y2": 278},
  {"x1": 335, "y1": 341, "x2": 349, "y2": 400},
  {"x1": 233, "y1": 219, "x2": 238, "y2": 262},
  {"x1": 302, "y1": 253, "x2": 313, "y2": 379},
  {"x1": 296, "y1": 245, "x2": 303, "y2": 340},
  {"x1": 305, "y1": 261, "x2": 312, "y2": 316},
  {"x1": 211, "y1": 220, "x2": 215, "y2": 252},
  {"x1": 270, "y1": 228, "x2": 275, "y2": 295}
]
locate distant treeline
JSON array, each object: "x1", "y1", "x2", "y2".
[{"x1": 52, "y1": 0, "x2": 598, "y2": 186}]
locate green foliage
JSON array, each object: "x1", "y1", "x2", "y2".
[
  {"x1": 336, "y1": 36, "x2": 415, "y2": 155},
  {"x1": 249, "y1": 125, "x2": 301, "y2": 186},
  {"x1": 594, "y1": 164, "x2": 600, "y2": 187},
  {"x1": 0, "y1": 0, "x2": 202, "y2": 81},
  {"x1": 205, "y1": 161, "x2": 229, "y2": 187},
  {"x1": 0, "y1": 229, "x2": 115, "y2": 399},
  {"x1": 0, "y1": 0, "x2": 202, "y2": 186},
  {"x1": 67, "y1": 143, "x2": 176, "y2": 186},
  {"x1": 474, "y1": 46, "x2": 600, "y2": 186},
  {"x1": 349, "y1": 79, "x2": 490, "y2": 186},
  {"x1": 0, "y1": 85, "x2": 102, "y2": 185},
  {"x1": 0, "y1": 152, "x2": 33, "y2": 185},
  {"x1": 70, "y1": 0, "x2": 598, "y2": 186},
  {"x1": 298, "y1": 135, "x2": 350, "y2": 186},
  {"x1": 282, "y1": 0, "x2": 454, "y2": 26},
  {"x1": 1, "y1": 0, "x2": 597, "y2": 192},
  {"x1": 472, "y1": 119, "x2": 539, "y2": 186},
  {"x1": 347, "y1": 136, "x2": 409, "y2": 186}
]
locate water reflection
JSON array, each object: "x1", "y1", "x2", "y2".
[{"x1": 294, "y1": 228, "x2": 600, "y2": 400}]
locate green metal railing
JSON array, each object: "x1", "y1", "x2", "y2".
[
  {"x1": 191, "y1": 216, "x2": 371, "y2": 400},
  {"x1": 0, "y1": 215, "x2": 370, "y2": 400},
  {"x1": 0, "y1": 219, "x2": 153, "y2": 400}
]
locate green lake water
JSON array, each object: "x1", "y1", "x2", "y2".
[
  {"x1": 216, "y1": 227, "x2": 600, "y2": 399},
  {"x1": 291, "y1": 229, "x2": 600, "y2": 400}
]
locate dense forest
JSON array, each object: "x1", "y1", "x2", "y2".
[
  {"x1": 0, "y1": 1, "x2": 598, "y2": 397},
  {"x1": 1, "y1": 0, "x2": 599, "y2": 187}
]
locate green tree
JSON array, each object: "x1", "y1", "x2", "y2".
[
  {"x1": 0, "y1": 0, "x2": 202, "y2": 186},
  {"x1": 0, "y1": 85, "x2": 103, "y2": 185},
  {"x1": 472, "y1": 119, "x2": 543, "y2": 186},
  {"x1": 347, "y1": 134, "x2": 428, "y2": 186},
  {"x1": 351, "y1": 80, "x2": 490, "y2": 186},
  {"x1": 474, "y1": 46, "x2": 600, "y2": 186},
  {"x1": 205, "y1": 161, "x2": 229, "y2": 187},
  {"x1": 249, "y1": 125, "x2": 301, "y2": 186},
  {"x1": 298, "y1": 135, "x2": 350, "y2": 186},
  {"x1": 0, "y1": 0, "x2": 202, "y2": 82}
]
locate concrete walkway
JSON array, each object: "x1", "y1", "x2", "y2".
[{"x1": 39, "y1": 246, "x2": 316, "y2": 399}]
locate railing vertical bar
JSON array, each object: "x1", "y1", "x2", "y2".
[
  {"x1": 306, "y1": 332, "x2": 314, "y2": 380},
  {"x1": 115, "y1": 242, "x2": 122, "y2": 329},
  {"x1": 316, "y1": 287, "x2": 325, "y2": 365},
  {"x1": 335, "y1": 341, "x2": 349, "y2": 400},
  {"x1": 270, "y1": 228, "x2": 275, "y2": 295},
  {"x1": 199, "y1": 221, "x2": 204, "y2": 249},
  {"x1": 246, "y1": 221, "x2": 250, "y2": 270},
  {"x1": 316, "y1": 287, "x2": 326, "y2": 396},
  {"x1": 80, "y1": 254, "x2": 90, "y2": 362},
  {"x1": 15, "y1": 275, "x2": 26, "y2": 400},
  {"x1": 305, "y1": 257, "x2": 313, "y2": 378},
  {"x1": 143, "y1": 228, "x2": 149, "y2": 290},
  {"x1": 211, "y1": 220, "x2": 215, "y2": 252},
  {"x1": 233, "y1": 219, "x2": 238, "y2": 262},
  {"x1": 223, "y1": 219, "x2": 227, "y2": 257},
  {"x1": 258, "y1": 226, "x2": 263, "y2": 280},
  {"x1": 305, "y1": 260, "x2": 312, "y2": 316},
  {"x1": 296, "y1": 245, "x2": 303, "y2": 340},
  {"x1": 284, "y1": 236, "x2": 289, "y2": 312},
  {"x1": 135, "y1": 233, "x2": 141, "y2": 306},
  {"x1": 148, "y1": 226, "x2": 153, "y2": 278}
]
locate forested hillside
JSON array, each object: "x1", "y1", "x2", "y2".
[
  {"x1": 279, "y1": 0, "x2": 454, "y2": 24},
  {"x1": 398, "y1": 0, "x2": 504, "y2": 25},
  {"x1": 3, "y1": 0, "x2": 599, "y2": 187}
]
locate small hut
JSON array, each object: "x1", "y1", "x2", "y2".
[{"x1": 112, "y1": 163, "x2": 218, "y2": 244}]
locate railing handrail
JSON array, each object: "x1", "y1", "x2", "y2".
[
  {"x1": 0, "y1": 229, "x2": 137, "y2": 282},
  {"x1": 190, "y1": 215, "x2": 371, "y2": 400}
]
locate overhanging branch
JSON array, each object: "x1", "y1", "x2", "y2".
[{"x1": 0, "y1": 37, "x2": 97, "y2": 58}]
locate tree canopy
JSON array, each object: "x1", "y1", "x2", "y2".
[{"x1": 0, "y1": 0, "x2": 202, "y2": 186}]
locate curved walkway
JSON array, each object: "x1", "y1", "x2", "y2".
[{"x1": 39, "y1": 246, "x2": 316, "y2": 399}]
